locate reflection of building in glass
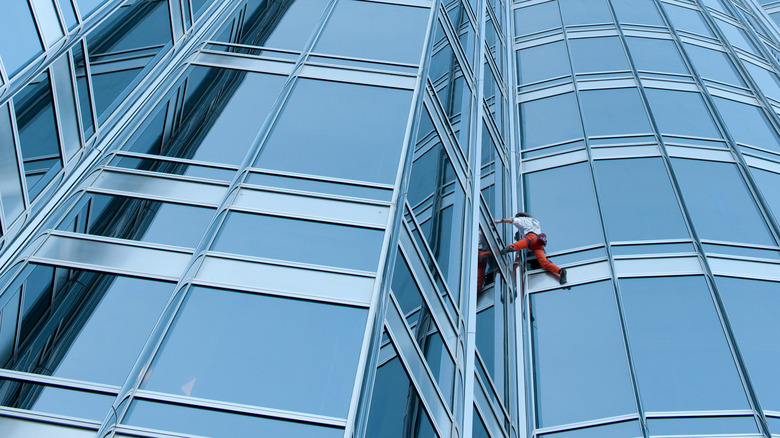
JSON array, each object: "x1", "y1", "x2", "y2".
[{"x1": 3, "y1": 0, "x2": 780, "y2": 437}]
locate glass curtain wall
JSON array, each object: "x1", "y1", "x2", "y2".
[{"x1": 514, "y1": 0, "x2": 780, "y2": 437}]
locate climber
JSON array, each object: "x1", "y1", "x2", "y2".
[{"x1": 495, "y1": 212, "x2": 567, "y2": 285}]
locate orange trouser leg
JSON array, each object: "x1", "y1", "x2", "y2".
[
  {"x1": 477, "y1": 250, "x2": 490, "y2": 291},
  {"x1": 507, "y1": 239, "x2": 529, "y2": 251},
  {"x1": 533, "y1": 248, "x2": 561, "y2": 274}
]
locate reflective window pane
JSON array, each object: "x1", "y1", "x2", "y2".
[
  {"x1": 717, "y1": 276, "x2": 780, "y2": 412},
  {"x1": 125, "y1": 400, "x2": 343, "y2": 438},
  {"x1": 255, "y1": 79, "x2": 413, "y2": 184},
  {"x1": 531, "y1": 281, "x2": 636, "y2": 428},
  {"x1": 517, "y1": 40, "x2": 570, "y2": 85},
  {"x1": 672, "y1": 158, "x2": 775, "y2": 246},
  {"x1": 539, "y1": 421, "x2": 642, "y2": 438},
  {"x1": 594, "y1": 158, "x2": 688, "y2": 241},
  {"x1": 249, "y1": 0, "x2": 328, "y2": 51},
  {"x1": 213, "y1": 211, "x2": 384, "y2": 272},
  {"x1": 0, "y1": 380, "x2": 114, "y2": 421},
  {"x1": 520, "y1": 93, "x2": 583, "y2": 149},
  {"x1": 625, "y1": 37, "x2": 688, "y2": 74},
  {"x1": 558, "y1": 0, "x2": 613, "y2": 26},
  {"x1": 663, "y1": 3, "x2": 715, "y2": 37},
  {"x1": 0, "y1": 104, "x2": 25, "y2": 223},
  {"x1": 13, "y1": 71, "x2": 62, "y2": 200},
  {"x1": 579, "y1": 88, "x2": 652, "y2": 137},
  {"x1": 524, "y1": 163, "x2": 604, "y2": 253},
  {"x1": 684, "y1": 43, "x2": 745, "y2": 86},
  {"x1": 143, "y1": 286, "x2": 367, "y2": 417},
  {"x1": 610, "y1": 0, "x2": 664, "y2": 26},
  {"x1": 32, "y1": 0, "x2": 64, "y2": 47},
  {"x1": 514, "y1": 1, "x2": 561, "y2": 37},
  {"x1": 752, "y1": 167, "x2": 780, "y2": 224},
  {"x1": 713, "y1": 97, "x2": 780, "y2": 153},
  {"x1": 620, "y1": 276, "x2": 750, "y2": 411},
  {"x1": 647, "y1": 416, "x2": 758, "y2": 435},
  {"x1": 314, "y1": 1, "x2": 429, "y2": 65},
  {"x1": 569, "y1": 37, "x2": 630, "y2": 74},
  {"x1": 0, "y1": 0, "x2": 43, "y2": 76},
  {"x1": 477, "y1": 274, "x2": 509, "y2": 404},
  {"x1": 0, "y1": 417, "x2": 95, "y2": 438},
  {"x1": 645, "y1": 89, "x2": 721, "y2": 139}
]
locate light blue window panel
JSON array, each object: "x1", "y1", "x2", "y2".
[
  {"x1": 0, "y1": 0, "x2": 43, "y2": 76},
  {"x1": 672, "y1": 158, "x2": 775, "y2": 246},
  {"x1": 57, "y1": 0, "x2": 78, "y2": 29},
  {"x1": 531, "y1": 281, "x2": 636, "y2": 428},
  {"x1": 610, "y1": 0, "x2": 664, "y2": 26},
  {"x1": 143, "y1": 286, "x2": 368, "y2": 417},
  {"x1": 314, "y1": 1, "x2": 429, "y2": 65},
  {"x1": 538, "y1": 421, "x2": 642, "y2": 438},
  {"x1": 477, "y1": 279, "x2": 508, "y2": 404},
  {"x1": 32, "y1": 0, "x2": 64, "y2": 47},
  {"x1": 77, "y1": 0, "x2": 110, "y2": 17},
  {"x1": 579, "y1": 88, "x2": 652, "y2": 137},
  {"x1": 625, "y1": 37, "x2": 688, "y2": 74},
  {"x1": 558, "y1": 0, "x2": 613, "y2": 26},
  {"x1": 514, "y1": 1, "x2": 561, "y2": 37},
  {"x1": 713, "y1": 97, "x2": 780, "y2": 153},
  {"x1": 620, "y1": 276, "x2": 750, "y2": 412},
  {"x1": 185, "y1": 69, "x2": 286, "y2": 165},
  {"x1": 242, "y1": 0, "x2": 329, "y2": 51},
  {"x1": 191, "y1": 0, "x2": 216, "y2": 20},
  {"x1": 256, "y1": 79, "x2": 413, "y2": 184},
  {"x1": 213, "y1": 212, "x2": 384, "y2": 272},
  {"x1": 125, "y1": 400, "x2": 343, "y2": 438},
  {"x1": 647, "y1": 416, "x2": 758, "y2": 435},
  {"x1": 473, "y1": 408, "x2": 490, "y2": 438},
  {"x1": 0, "y1": 104, "x2": 25, "y2": 223},
  {"x1": 717, "y1": 19, "x2": 759, "y2": 54},
  {"x1": 524, "y1": 162, "x2": 604, "y2": 253},
  {"x1": 594, "y1": 158, "x2": 689, "y2": 242},
  {"x1": 744, "y1": 62, "x2": 780, "y2": 103},
  {"x1": 517, "y1": 40, "x2": 570, "y2": 85},
  {"x1": 645, "y1": 89, "x2": 721, "y2": 139},
  {"x1": 752, "y1": 167, "x2": 780, "y2": 224},
  {"x1": 569, "y1": 37, "x2": 629, "y2": 74},
  {"x1": 683, "y1": 43, "x2": 745, "y2": 86},
  {"x1": 663, "y1": 3, "x2": 715, "y2": 38},
  {"x1": 718, "y1": 276, "x2": 780, "y2": 412},
  {"x1": 520, "y1": 93, "x2": 583, "y2": 149}
]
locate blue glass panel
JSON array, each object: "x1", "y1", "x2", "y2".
[
  {"x1": 0, "y1": 418, "x2": 95, "y2": 438},
  {"x1": 473, "y1": 408, "x2": 490, "y2": 438},
  {"x1": 481, "y1": 124, "x2": 509, "y2": 222},
  {"x1": 752, "y1": 167, "x2": 780, "y2": 224},
  {"x1": 0, "y1": 0, "x2": 43, "y2": 76},
  {"x1": 514, "y1": 1, "x2": 561, "y2": 37},
  {"x1": 365, "y1": 340, "x2": 438, "y2": 438},
  {"x1": 717, "y1": 19, "x2": 758, "y2": 54},
  {"x1": 663, "y1": 3, "x2": 715, "y2": 37},
  {"x1": 517, "y1": 40, "x2": 570, "y2": 85},
  {"x1": 672, "y1": 158, "x2": 775, "y2": 246},
  {"x1": 569, "y1": 37, "x2": 630, "y2": 74},
  {"x1": 520, "y1": 93, "x2": 583, "y2": 149},
  {"x1": 539, "y1": 421, "x2": 642, "y2": 438},
  {"x1": 594, "y1": 158, "x2": 689, "y2": 241},
  {"x1": 61, "y1": 194, "x2": 216, "y2": 248},
  {"x1": 90, "y1": 68, "x2": 144, "y2": 119},
  {"x1": 125, "y1": 400, "x2": 343, "y2": 438},
  {"x1": 625, "y1": 37, "x2": 688, "y2": 74},
  {"x1": 258, "y1": 0, "x2": 328, "y2": 51},
  {"x1": 314, "y1": 1, "x2": 429, "y2": 65},
  {"x1": 713, "y1": 97, "x2": 780, "y2": 152},
  {"x1": 72, "y1": 42, "x2": 94, "y2": 139},
  {"x1": 245, "y1": 173, "x2": 393, "y2": 201},
  {"x1": 33, "y1": 0, "x2": 65, "y2": 46},
  {"x1": 256, "y1": 79, "x2": 412, "y2": 184},
  {"x1": 610, "y1": 0, "x2": 664, "y2": 26},
  {"x1": 47, "y1": 276, "x2": 173, "y2": 385},
  {"x1": 477, "y1": 283, "x2": 507, "y2": 403},
  {"x1": 647, "y1": 416, "x2": 758, "y2": 435},
  {"x1": 182, "y1": 69, "x2": 285, "y2": 165},
  {"x1": 645, "y1": 89, "x2": 721, "y2": 139},
  {"x1": 143, "y1": 286, "x2": 367, "y2": 417},
  {"x1": 524, "y1": 162, "x2": 604, "y2": 253},
  {"x1": 579, "y1": 88, "x2": 652, "y2": 137},
  {"x1": 558, "y1": 0, "x2": 613, "y2": 26},
  {"x1": 57, "y1": 0, "x2": 78, "y2": 29},
  {"x1": 744, "y1": 62, "x2": 780, "y2": 103},
  {"x1": 531, "y1": 281, "x2": 636, "y2": 428},
  {"x1": 0, "y1": 380, "x2": 114, "y2": 421},
  {"x1": 620, "y1": 276, "x2": 750, "y2": 411},
  {"x1": 213, "y1": 212, "x2": 384, "y2": 272},
  {"x1": 0, "y1": 105, "x2": 25, "y2": 222},
  {"x1": 191, "y1": 0, "x2": 215, "y2": 19},
  {"x1": 684, "y1": 43, "x2": 745, "y2": 86},
  {"x1": 717, "y1": 276, "x2": 780, "y2": 412},
  {"x1": 77, "y1": 0, "x2": 110, "y2": 17},
  {"x1": 13, "y1": 71, "x2": 62, "y2": 200}
]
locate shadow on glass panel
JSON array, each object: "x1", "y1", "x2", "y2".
[
  {"x1": 13, "y1": 71, "x2": 62, "y2": 201},
  {"x1": 365, "y1": 337, "x2": 438, "y2": 438},
  {"x1": 57, "y1": 192, "x2": 216, "y2": 248},
  {"x1": 0, "y1": 265, "x2": 174, "y2": 386},
  {"x1": 85, "y1": 0, "x2": 173, "y2": 122},
  {"x1": 124, "y1": 398, "x2": 343, "y2": 438},
  {"x1": 0, "y1": 378, "x2": 115, "y2": 422}
]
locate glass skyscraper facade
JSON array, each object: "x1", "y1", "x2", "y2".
[{"x1": 2, "y1": 0, "x2": 780, "y2": 437}]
